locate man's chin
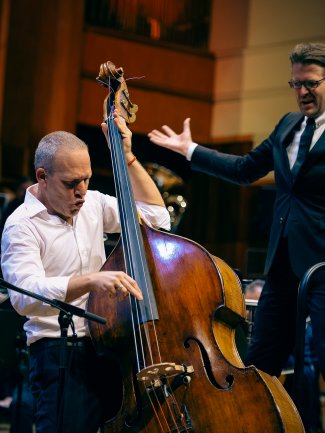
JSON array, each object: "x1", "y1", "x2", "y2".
[
  {"x1": 300, "y1": 102, "x2": 317, "y2": 117},
  {"x1": 71, "y1": 209, "x2": 80, "y2": 216}
]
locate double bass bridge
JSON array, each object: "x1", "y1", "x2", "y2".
[{"x1": 137, "y1": 362, "x2": 194, "y2": 388}]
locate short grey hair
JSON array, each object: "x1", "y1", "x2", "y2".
[
  {"x1": 34, "y1": 131, "x2": 88, "y2": 174},
  {"x1": 289, "y1": 42, "x2": 325, "y2": 67}
]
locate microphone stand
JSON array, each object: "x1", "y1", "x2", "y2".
[
  {"x1": 0, "y1": 277, "x2": 106, "y2": 433},
  {"x1": 13, "y1": 331, "x2": 29, "y2": 433}
]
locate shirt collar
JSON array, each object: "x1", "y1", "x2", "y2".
[
  {"x1": 305, "y1": 112, "x2": 325, "y2": 129},
  {"x1": 25, "y1": 184, "x2": 49, "y2": 218}
]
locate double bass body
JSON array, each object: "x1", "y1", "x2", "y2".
[{"x1": 88, "y1": 223, "x2": 304, "y2": 433}]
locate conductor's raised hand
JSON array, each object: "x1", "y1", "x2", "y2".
[{"x1": 148, "y1": 118, "x2": 193, "y2": 157}]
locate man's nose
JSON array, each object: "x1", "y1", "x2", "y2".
[
  {"x1": 297, "y1": 84, "x2": 310, "y2": 94},
  {"x1": 75, "y1": 181, "x2": 87, "y2": 196}
]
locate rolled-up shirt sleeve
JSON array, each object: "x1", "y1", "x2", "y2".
[{"x1": 136, "y1": 202, "x2": 171, "y2": 231}]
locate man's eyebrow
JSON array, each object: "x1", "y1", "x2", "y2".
[{"x1": 63, "y1": 174, "x2": 92, "y2": 183}]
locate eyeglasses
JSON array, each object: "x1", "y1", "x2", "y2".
[{"x1": 288, "y1": 77, "x2": 325, "y2": 90}]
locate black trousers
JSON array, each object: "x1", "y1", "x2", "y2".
[
  {"x1": 245, "y1": 238, "x2": 325, "y2": 379},
  {"x1": 29, "y1": 337, "x2": 123, "y2": 433},
  {"x1": 10, "y1": 379, "x2": 35, "y2": 433}
]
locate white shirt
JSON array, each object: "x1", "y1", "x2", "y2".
[
  {"x1": 286, "y1": 112, "x2": 325, "y2": 168},
  {"x1": 186, "y1": 142, "x2": 198, "y2": 161},
  {"x1": 1, "y1": 185, "x2": 170, "y2": 345}
]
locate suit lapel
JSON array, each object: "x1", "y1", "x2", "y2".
[
  {"x1": 311, "y1": 126, "x2": 325, "y2": 152},
  {"x1": 302, "y1": 126, "x2": 325, "y2": 171},
  {"x1": 277, "y1": 114, "x2": 303, "y2": 177}
]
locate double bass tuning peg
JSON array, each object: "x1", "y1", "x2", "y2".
[{"x1": 119, "y1": 83, "x2": 138, "y2": 122}]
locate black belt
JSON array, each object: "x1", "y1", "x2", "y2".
[{"x1": 29, "y1": 336, "x2": 92, "y2": 353}]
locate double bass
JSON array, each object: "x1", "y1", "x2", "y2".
[{"x1": 87, "y1": 61, "x2": 305, "y2": 433}]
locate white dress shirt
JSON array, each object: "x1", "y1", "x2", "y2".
[
  {"x1": 286, "y1": 112, "x2": 325, "y2": 168},
  {"x1": 1, "y1": 185, "x2": 170, "y2": 345}
]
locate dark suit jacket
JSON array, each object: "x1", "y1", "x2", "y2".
[{"x1": 191, "y1": 112, "x2": 325, "y2": 278}]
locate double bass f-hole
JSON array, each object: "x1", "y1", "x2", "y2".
[{"x1": 87, "y1": 61, "x2": 305, "y2": 433}]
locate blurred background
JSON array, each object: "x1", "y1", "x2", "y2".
[
  {"x1": 3, "y1": 0, "x2": 324, "y2": 277},
  {"x1": 1, "y1": 0, "x2": 325, "y2": 431}
]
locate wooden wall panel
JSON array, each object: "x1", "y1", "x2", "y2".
[
  {"x1": 78, "y1": 78, "x2": 213, "y2": 142},
  {"x1": 1, "y1": 0, "x2": 84, "y2": 181},
  {"x1": 79, "y1": 31, "x2": 214, "y2": 142}
]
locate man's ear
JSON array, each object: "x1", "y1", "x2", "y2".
[{"x1": 36, "y1": 168, "x2": 47, "y2": 183}]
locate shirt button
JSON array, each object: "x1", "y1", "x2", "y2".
[{"x1": 280, "y1": 217, "x2": 284, "y2": 224}]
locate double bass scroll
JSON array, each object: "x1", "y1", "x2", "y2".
[
  {"x1": 87, "y1": 61, "x2": 305, "y2": 433},
  {"x1": 96, "y1": 61, "x2": 138, "y2": 124}
]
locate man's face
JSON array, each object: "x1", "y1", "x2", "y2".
[
  {"x1": 39, "y1": 148, "x2": 92, "y2": 223},
  {"x1": 291, "y1": 63, "x2": 325, "y2": 118}
]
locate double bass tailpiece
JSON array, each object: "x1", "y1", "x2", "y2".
[{"x1": 137, "y1": 362, "x2": 194, "y2": 388}]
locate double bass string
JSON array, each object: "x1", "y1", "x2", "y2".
[
  {"x1": 105, "y1": 77, "x2": 161, "y2": 361},
  {"x1": 108, "y1": 115, "x2": 186, "y2": 430},
  {"x1": 106, "y1": 102, "x2": 162, "y2": 369},
  {"x1": 105, "y1": 111, "x2": 143, "y2": 372},
  {"x1": 144, "y1": 381, "x2": 190, "y2": 433},
  {"x1": 106, "y1": 81, "x2": 190, "y2": 432}
]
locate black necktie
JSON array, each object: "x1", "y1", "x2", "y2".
[{"x1": 291, "y1": 117, "x2": 315, "y2": 179}]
